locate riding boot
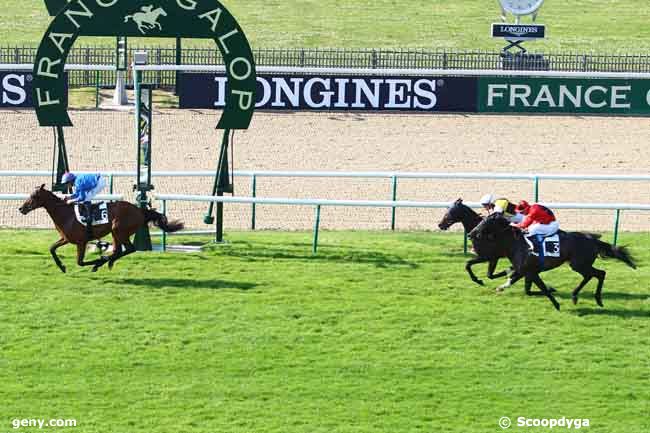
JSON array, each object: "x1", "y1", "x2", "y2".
[
  {"x1": 536, "y1": 234, "x2": 545, "y2": 268},
  {"x1": 84, "y1": 201, "x2": 93, "y2": 241},
  {"x1": 524, "y1": 235, "x2": 536, "y2": 252}
]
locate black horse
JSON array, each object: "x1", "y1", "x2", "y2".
[
  {"x1": 438, "y1": 198, "x2": 514, "y2": 286},
  {"x1": 469, "y1": 214, "x2": 637, "y2": 310}
]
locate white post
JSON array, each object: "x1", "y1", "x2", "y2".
[{"x1": 112, "y1": 70, "x2": 128, "y2": 105}]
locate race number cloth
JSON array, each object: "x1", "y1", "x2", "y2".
[
  {"x1": 74, "y1": 202, "x2": 109, "y2": 226},
  {"x1": 542, "y1": 234, "x2": 561, "y2": 258},
  {"x1": 531, "y1": 234, "x2": 561, "y2": 258}
]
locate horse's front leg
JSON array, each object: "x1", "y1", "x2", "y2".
[
  {"x1": 529, "y1": 273, "x2": 561, "y2": 311},
  {"x1": 486, "y1": 259, "x2": 510, "y2": 280},
  {"x1": 465, "y1": 256, "x2": 489, "y2": 286},
  {"x1": 50, "y1": 238, "x2": 68, "y2": 273},
  {"x1": 496, "y1": 270, "x2": 523, "y2": 292}
]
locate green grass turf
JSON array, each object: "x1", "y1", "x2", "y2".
[
  {"x1": 0, "y1": 229, "x2": 648, "y2": 433},
  {"x1": 2, "y1": 1, "x2": 650, "y2": 52}
]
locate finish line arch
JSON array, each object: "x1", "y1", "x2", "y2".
[
  {"x1": 33, "y1": 0, "x2": 257, "y2": 248},
  {"x1": 33, "y1": 0, "x2": 256, "y2": 130}
]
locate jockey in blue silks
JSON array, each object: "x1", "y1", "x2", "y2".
[{"x1": 62, "y1": 172, "x2": 107, "y2": 239}]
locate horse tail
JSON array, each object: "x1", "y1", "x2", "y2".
[
  {"x1": 124, "y1": 15, "x2": 132, "y2": 23},
  {"x1": 143, "y1": 208, "x2": 184, "y2": 233},
  {"x1": 595, "y1": 240, "x2": 637, "y2": 269}
]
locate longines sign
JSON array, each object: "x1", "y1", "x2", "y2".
[
  {"x1": 491, "y1": 24, "x2": 545, "y2": 40},
  {"x1": 179, "y1": 73, "x2": 477, "y2": 112}
]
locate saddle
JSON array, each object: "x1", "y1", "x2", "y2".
[
  {"x1": 524, "y1": 232, "x2": 562, "y2": 269},
  {"x1": 526, "y1": 233, "x2": 561, "y2": 258},
  {"x1": 74, "y1": 202, "x2": 109, "y2": 226}
]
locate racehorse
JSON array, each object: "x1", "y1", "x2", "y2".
[
  {"x1": 438, "y1": 198, "x2": 514, "y2": 286},
  {"x1": 469, "y1": 214, "x2": 636, "y2": 310},
  {"x1": 19, "y1": 185, "x2": 184, "y2": 273},
  {"x1": 124, "y1": 6, "x2": 167, "y2": 35}
]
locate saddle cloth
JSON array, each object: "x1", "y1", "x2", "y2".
[
  {"x1": 530, "y1": 234, "x2": 561, "y2": 258},
  {"x1": 74, "y1": 202, "x2": 109, "y2": 226}
]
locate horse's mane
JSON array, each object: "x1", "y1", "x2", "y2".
[
  {"x1": 448, "y1": 199, "x2": 483, "y2": 223},
  {"x1": 38, "y1": 187, "x2": 66, "y2": 206},
  {"x1": 457, "y1": 201, "x2": 480, "y2": 216},
  {"x1": 469, "y1": 213, "x2": 511, "y2": 238}
]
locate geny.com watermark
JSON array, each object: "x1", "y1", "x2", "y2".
[
  {"x1": 499, "y1": 416, "x2": 590, "y2": 429},
  {"x1": 11, "y1": 418, "x2": 77, "y2": 429}
]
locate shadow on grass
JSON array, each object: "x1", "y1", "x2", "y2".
[
  {"x1": 549, "y1": 291, "x2": 649, "y2": 302},
  {"x1": 599, "y1": 292, "x2": 650, "y2": 301},
  {"x1": 116, "y1": 278, "x2": 257, "y2": 291},
  {"x1": 214, "y1": 245, "x2": 419, "y2": 269},
  {"x1": 6, "y1": 248, "x2": 48, "y2": 256},
  {"x1": 571, "y1": 308, "x2": 650, "y2": 319}
]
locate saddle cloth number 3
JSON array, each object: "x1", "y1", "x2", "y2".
[{"x1": 543, "y1": 235, "x2": 561, "y2": 257}]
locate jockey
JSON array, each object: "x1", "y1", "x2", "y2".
[
  {"x1": 62, "y1": 172, "x2": 107, "y2": 239},
  {"x1": 479, "y1": 194, "x2": 524, "y2": 223},
  {"x1": 513, "y1": 200, "x2": 560, "y2": 250}
]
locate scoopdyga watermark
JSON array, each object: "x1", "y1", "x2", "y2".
[{"x1": 499, "y1": 416, "x2": 590, "y2": 429}]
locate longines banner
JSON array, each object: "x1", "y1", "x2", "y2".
[
  {"x1": 179, "y1": 73, "x2": 477, "y2": 112},
  {"x1": 179, "y1": 73, "x2": 650, "y2": 115},
  {"x1": 1, "y1": 71, "x2": 35, "y2": 108},
  {"x1": 1, "y1": 71, "x2": 68, "y2": 109},
  {"x1": 479, "y1": 77, "x2": 650, "y2": 115}
]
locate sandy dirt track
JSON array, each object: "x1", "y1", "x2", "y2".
[{"x1": 1, "y1": 109, "x2": 648, "y2": 232}]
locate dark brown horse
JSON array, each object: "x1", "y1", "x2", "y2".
[
  {"x1": 19, "y1": 185, "x2": 184, "y2": 272},
  {"x1": 438, "y1": 198, "x2": 514, "y2": 286},
  {"x1": 469, "y1": 214, "x2": 637, "y2": 310}
]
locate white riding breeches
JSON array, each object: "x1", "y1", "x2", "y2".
[
  {"x1": 82, "y1": 177, "x2": 107, "y2": 202},
  {"x1": 527, "y1": 221, "x2": 559, "y2": 237}
]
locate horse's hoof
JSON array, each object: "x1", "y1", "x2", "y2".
[
  {"x1": 475, "y1": 280, "x2": 485, "y2": 286},
  {"x1": 572, "y1": 296, "x2": 578, "y2": 305},
  {"x1": 548, "y1": 286, "x2": 557, "y2": 293},
  {"x1": 553, "y1": 302, "x2": 561, "y2": 311},
  {"x1": 59, "y1": 266, "x2": 66, "y2": 274},
  {"x1": 596, "y1": 297, "x2": 604, "y2": 308},
  {"x1": 108, "y1": 262, "x2": 114, "y2": 270},
  {"x1": 91, "y1": 267, "x2": 99, "y2": 273}
]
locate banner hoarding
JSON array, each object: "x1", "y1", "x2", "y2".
[
  {"x1": 179, "y1": 73, "x2": 478, "y2": 112},
  {"x1": 479, "y1": 77, "x2": 650, "y2": 115}
]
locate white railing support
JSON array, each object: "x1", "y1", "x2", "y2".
[{"x1": 153, "y1": 194, "x2": 650, "y2": 254}]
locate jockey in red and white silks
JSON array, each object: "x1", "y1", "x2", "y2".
[{"x1": 513, "y1": 200, "x2": 559, "y2": 236}]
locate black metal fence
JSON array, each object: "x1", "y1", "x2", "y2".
[{"x1": 4, "y1": 46, "x2": 650, "y2": 89}]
